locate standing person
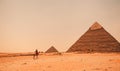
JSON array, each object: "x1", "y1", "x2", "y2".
[{"x1": 33, "y1": 49, "x2": 39, "y2": 59}]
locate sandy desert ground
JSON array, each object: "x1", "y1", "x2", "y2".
[{"x1": 0, "y1": 53, "x2": 120, "y2": 71}]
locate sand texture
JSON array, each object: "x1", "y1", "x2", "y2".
[{"x1": 0, "y1": 53, "x2": 120, "y2": 71}]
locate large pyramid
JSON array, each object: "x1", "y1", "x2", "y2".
[
  {"x1": 45, "y1": 46, "x2": 59, "y2": 53},
  {"x1": 67, "y1": 22, "x2": 120, "y2": 53}
]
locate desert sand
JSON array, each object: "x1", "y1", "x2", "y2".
[{"x1": 0, "y1": 53, "x2": 120, "y2": 71}]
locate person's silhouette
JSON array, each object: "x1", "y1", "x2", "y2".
[{"x1": 33, "y1": 49, "x2": 39, "y2": 59}]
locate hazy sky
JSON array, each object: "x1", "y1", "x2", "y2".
[{"x1": 0, "y1": 0, "x2": 120, "y2": 52}]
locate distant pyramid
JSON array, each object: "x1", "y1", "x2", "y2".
[
  {"x1": 45, "y1": 46, "x2": 59, "y2": 53},
  {"x1": 67, "y1": 22, "x2": 120, "y2": 53}
]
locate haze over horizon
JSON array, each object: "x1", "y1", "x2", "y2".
[{"x1": 0, "y1": 0, "x2": 120, "y2": 52}]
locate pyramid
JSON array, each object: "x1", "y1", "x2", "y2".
[
  {"x1": 67, "y1": 22, "x2": 120, "y2": 53},
  {"x1": 45, "y1": 46, "x2": 59, "y2": 53}
]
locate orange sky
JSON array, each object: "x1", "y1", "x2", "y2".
[{"x1": 0, "y1": 0, "x2": 120, "y2": 52}]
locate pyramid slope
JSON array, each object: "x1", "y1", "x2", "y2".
[
  {"x1": 45, "y1": 46, "x2": 59, "y2": 53},
  {"x1": 67, "y1": 22, "x2": 120, "y2": 53}
]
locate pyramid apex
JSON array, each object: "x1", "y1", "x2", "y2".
[
  {"x1": 50, "y1": 46, "x2": 55, "y2": 48},
  {"x1": 90, "y1": 22, "x2": 102, "y2": 30}
]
